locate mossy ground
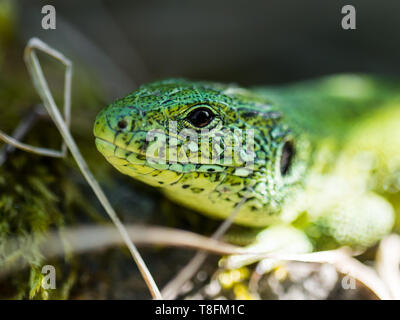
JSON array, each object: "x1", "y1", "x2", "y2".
[{"x1": 0, "y1": 7, "x2": 111, "y2": 297}]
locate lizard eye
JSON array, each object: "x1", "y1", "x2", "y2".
[
  {"x1": 186, "y1": 107, "x2": 215, "y2": 128},
  {"x1": 280, "y1": 141, "x2": 295, "y2": 176}
]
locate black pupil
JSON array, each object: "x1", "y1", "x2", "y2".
[
  {"x1": 187, "y1": 108, "x2": 214, "y2": 128},
  {"x1": 280, "y1": 141, "x2": 295, "y2": 176},
  {"x1": 118, "y1": 120, "x2": 128, "y2": 129}
]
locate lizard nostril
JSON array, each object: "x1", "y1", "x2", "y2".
[{"x1": 117, "y1": 119, "x2": 128, "y2": 130}]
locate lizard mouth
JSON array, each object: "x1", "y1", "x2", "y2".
[{"x1": 95, "y1": 136, "x2": 229, "y2": 175}]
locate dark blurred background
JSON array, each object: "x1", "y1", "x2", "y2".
[{"x1": 17, "y1": 0, "x2": 400, "y2": 100}]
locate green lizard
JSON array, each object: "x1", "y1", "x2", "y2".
[{"x1": 93, "y1": 74, "x2": 400, "y2": 259}]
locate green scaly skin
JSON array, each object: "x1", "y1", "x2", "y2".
[{"x1": 93, "y1": 74, "x2": 400, "y2": 252}]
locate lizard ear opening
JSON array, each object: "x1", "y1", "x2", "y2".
[{"x1": 280, "y1": 141, "x2": 295, "y2": 176}]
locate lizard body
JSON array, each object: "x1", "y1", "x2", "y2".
[{"x1": 94, "y1": 74, "x2": 400, "y2": 250}]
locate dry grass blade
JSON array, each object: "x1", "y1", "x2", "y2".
[
  {"x1": 0, "y1": 222, "x2": 392, "y2": 300},
  {"x1": 0, "y1": 224, "x2": 242, "y2": 279},
  {"x1": 0, "y1": 128, "x2": 64, "y2": 158},
  {"x1": 162, "y1": 185, "x2": 254, "y2": 300},
  {"x1": 223, "y1": 248, "x2": 392, "y2": 300},
  {"x1": 377, "y1": 234, "x2": 400, "y2": 299},
  {"x1": 0, "y1": 106, "x2": 48, "y2": 165},
  {"x1": 21, "y1": 37, "x2": 162, "y2": 299}
]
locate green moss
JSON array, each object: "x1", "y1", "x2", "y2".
[{"x1": 0, "y1": 15, "x2": 110, "y2": 298}]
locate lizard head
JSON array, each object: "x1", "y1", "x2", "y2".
[{"x1": 93, "y1": 79, "x2": 306, "y2": 226}]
